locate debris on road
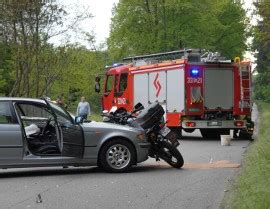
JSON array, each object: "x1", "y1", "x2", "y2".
[{"x1": 36, "y1": 194, "x2": 42, "y2": 203}]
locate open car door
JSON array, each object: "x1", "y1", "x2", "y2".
[{"x1": 44, "y1": 99, "x2": 85, "y2": 158}]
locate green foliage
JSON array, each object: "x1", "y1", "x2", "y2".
[
  {"x1": 254, "y1": 72, "x2": 270, "y2": 102},
  {"x1": 49, "y1": 45, "x2": 107, "y2": 112},
  {"x1": 89, "y1": 113, "x2": 102, "y2": 122},
  {"x1": 0, "y1": 43, "x2": 13, "y2": 96},
  {"x1": 253, "y1": 0, "x2": 270, "y2": 101},
  {"x1": 0, "y1": 0, "x2": 92, "y2": 98},
  {"x1": 108, "y1": 0, "x2": 247, "y2": 61},
  {"x1": 227, "y1": 102, "x2": 270, "y2": 209}
]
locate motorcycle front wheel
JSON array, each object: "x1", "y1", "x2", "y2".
[{"x1": 157, "y1": 141, "x2": 184, "y2": 168}]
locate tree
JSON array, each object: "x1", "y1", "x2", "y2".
[
  {"x1": 0, "y1": 0, "x2": 91, "y2": 97},
  {"x1": 0, "y1": 43, "x2": 13, "y2": 96},
  {"x1": 253, "y1": 0, "x2": 270, "y2": 102},
  {"x1": 48, "y1": 44, "x2": 107, "y2": 111},
  {"x1": 108, "y1": 0, "x2": 247, "y2": 61}
]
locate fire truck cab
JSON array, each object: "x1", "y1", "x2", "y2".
[{"x1": 96, "y1": 49, "x2": 254, "y2": 139}]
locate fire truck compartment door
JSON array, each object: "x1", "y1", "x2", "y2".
[
  {"x1": 204, "y1": 68, "x2": 233, "y2": 110},
  {"x1": 167, "y1": 69, "x2": 185, "y2": 112},
  {"x1": 134, "y1": 74, "x2": 149, "y2": 108},
  {"x1": 149, "y1": 72, "x2": 166, "y2": 104}
]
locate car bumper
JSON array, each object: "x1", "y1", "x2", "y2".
[
  {"x1": 139, "y1": 142, "x2": 151, "y2": 148},
  {"x1": 182, "y1": 120, "x2": 246, "y2": 129},
  {"x1": 136, "y1": 142, "x2": 150, "y2": 163}
]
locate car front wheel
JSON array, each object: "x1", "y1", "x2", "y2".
[{"x1": 99, "y1": 139, "x2": 136, "y2": 173}]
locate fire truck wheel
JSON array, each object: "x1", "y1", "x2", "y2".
[
  {"x1": 183, "y1": 128, "x2": 195, "y2": 133},
  {"x1": 99, "y1": 139, "x2": 136, "y2": 173},
  {"x1": 239, "y1": 130, "x2": 253, "y2": 141},
  {"x1": 200, "y1": 129, "x2": 230, "y2": 139}
]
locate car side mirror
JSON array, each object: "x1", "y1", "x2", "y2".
[{"x1": 75, "y1": 116, "x2": 84, "y2": 124}]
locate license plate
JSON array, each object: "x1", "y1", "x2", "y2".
[
  {"x1": 207, "y1": 121, "x2": 222, "y2": 126},
  {"x1": 160, "y1": 126, "x2": 171, "y2": 136}
]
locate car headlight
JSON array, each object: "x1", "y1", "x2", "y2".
[{"x1": 137, "y1": 133, "x2": 146, "y2": 141}]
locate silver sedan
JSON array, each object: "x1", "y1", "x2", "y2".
[{"x1": 0, "y1": 97, "x2": 150, "y2": 172}]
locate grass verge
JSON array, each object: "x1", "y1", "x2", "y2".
[
  {"x1": 224, "y1": 102, "x2": 270, "y2": 209},
  {"x1": 69, "y1": 107, "x2": 102, "y2": 122},
  {"x1": 90, "y1": 113, "x2": 102, "y2": 121}
]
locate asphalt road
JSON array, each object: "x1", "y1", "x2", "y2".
[{"x1": 0, "y1": 105, "x2": 258, "y2": 209}]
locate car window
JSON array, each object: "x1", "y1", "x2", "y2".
[
  {"x1": 114, "y1": 74, "x2": 119, "y2": 92},
  {"x1": 18, "y1": 103, "x2": 52, "y2": 119},
  {"x1": 49, "y1": 102, "x2": 73, "y2": 125},
  {"x1": 114, "y1": 74, "x2": 120, "y2": 97},
  {"x1": 15, "y1": 103, "x2": 55, "y2": 128},
  {"x1": 119, "y1": 73, "x2": 128, "y2": 92},
  {"x1": 0, "y1": 102, "x2": 13, "y2": 124}
]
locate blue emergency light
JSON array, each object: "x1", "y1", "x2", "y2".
[
  {"x1": 112, "y1": 63, "x2": 124, "y2": 67},
  {"x1": 190, "y1": 68, "x2": 200, "y2": 77}
]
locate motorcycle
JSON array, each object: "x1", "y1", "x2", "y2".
[{"x1": 102, "y1": 102, "x2": 184, "y2": 168}]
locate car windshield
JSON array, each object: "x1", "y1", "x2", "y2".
[
  {"x1": 68, "y1": 112, "x2": 75, "y2": 120},
  {"x1": 49, "y1": 102, "x2": 73, "y2": 125}
]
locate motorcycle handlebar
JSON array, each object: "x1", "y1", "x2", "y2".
[
  {"x1": 102, "y1": 104, "x2": 144, "y2": 124},
  {"x1": 131, "y1": 105, "x2": 144, "y2": 114}
]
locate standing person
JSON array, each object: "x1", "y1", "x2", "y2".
[
  {"x1": 56, "y1": 96, "x2": 63, "y2": 106},
  {"x1": 77, "y1": 96, "x2": 91, "y2": 119},
  {"x1": 56, "y1": 93, "x2": 68, "y2": 109}
]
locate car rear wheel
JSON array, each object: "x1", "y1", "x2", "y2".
[
  {"x1": 239, "y1": 130, "x2": 253, "y2": 141},
  {"x1": 99, "y1": 139, "x2": 136, "y2": 173}
]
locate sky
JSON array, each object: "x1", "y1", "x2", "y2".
[
  {"x1": 50, "y1": 0, "x2": 257, "y2": 64},
  {"x1": 49, "y1": 0, "x2": 119, "y2": 47}
]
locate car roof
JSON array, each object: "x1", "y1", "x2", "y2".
[{"x1": 0, "y1": 97, "x2": 46, "y2": 104}]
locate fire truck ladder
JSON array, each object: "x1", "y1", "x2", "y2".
[
  {"x1": 123, "y1": 49, "x2": 232, "y2": 66},
  {"x1": 123, "y1": 49, "x2": 202, "y2": 64},
  {"x1": 239, "y1": 66, "x2": 252, "y2": 111}
]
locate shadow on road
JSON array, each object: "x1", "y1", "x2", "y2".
[
  {"x1": 180, "y1": 136, "x2": 249, "y2": 141},
  {"x1": 0, "y1": 164, "x2": 182, "y2": 178}
]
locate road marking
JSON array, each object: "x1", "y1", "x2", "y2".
[{"x1": 142, "y1": 160, "x2": 240, "y2": 170}]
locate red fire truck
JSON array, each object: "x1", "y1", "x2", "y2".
[{"x1": 95, "y1": 49, "x2": 254, "y2": 139}]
